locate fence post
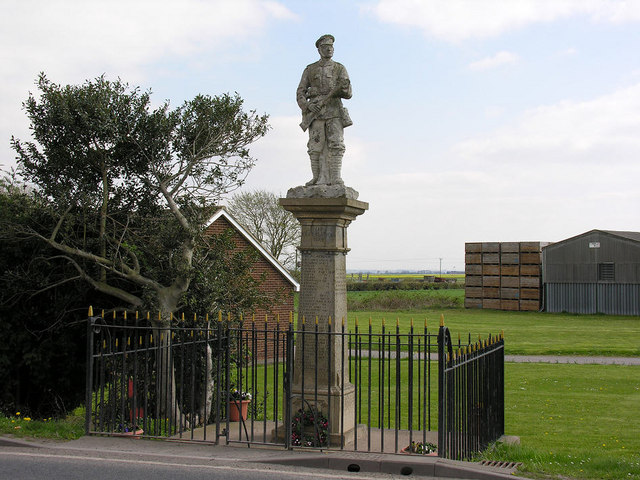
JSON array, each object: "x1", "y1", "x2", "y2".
[
  {"x1": 284, "y1": 320, "x2": 294, "y2": 449},
  {"x1": 437, "y1": 317, "x2": 445, "y2": 458},
  {"x1": 85, "y1": 308, "x2": 97, "y2": 435}
]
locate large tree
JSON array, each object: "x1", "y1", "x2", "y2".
[
  {"x1": 9, "y1": 74, "x2": 270, "y2": 422},
  {"x1": 227, "y1": 189, "x2": 300, "y2": 270},
  {"x1": 11, "y1": 73, "x2": 270, "y2": 321}
]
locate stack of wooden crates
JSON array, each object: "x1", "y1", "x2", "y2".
[{"x1": 465, "y1": 242, "x2": 548, "y2": 311}]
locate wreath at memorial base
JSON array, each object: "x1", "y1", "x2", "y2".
[{"x1": 290, "y1": 407, "x2": 329, "y2": 447}]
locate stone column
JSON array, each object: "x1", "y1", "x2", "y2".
[{"x1": 280, "y1": 195, "x2": 368, "y2": 445}]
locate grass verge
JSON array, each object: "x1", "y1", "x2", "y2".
[
  {"x1": 0, "y1": 406, "x2": 85, "y2": 440},
  {"x1": 483, "y1": 362, "x2": 640, "y2": 480}
]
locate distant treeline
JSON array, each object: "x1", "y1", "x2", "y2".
[{"x1": 347, "y1": 281, "x2": 464, "y2": 291}]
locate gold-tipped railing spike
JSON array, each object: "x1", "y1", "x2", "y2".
[
  {"x1": 439, "y1": 314, "x2": 444, "y2": 327},
  {"x1": 218, "y1": 311, "x2": 223, "y2": 322},
  {"x1": 124, "y1": 311, "x2": 127, "y2": 321},
  {"x1": 88, "y1": 306, "x2": 94, "y2": 317}
]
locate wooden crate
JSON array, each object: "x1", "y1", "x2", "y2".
[
  {"x1": 501, "y1": 299, "x2": 520, "y2": 311},
  {"x1": 482, "y1": 253, "x2": 500, "y2": 264},
  {"x1": 482, "y1": 276, "x2": 500, "y2": 287},
  {"x1": 521, "y1": 288, "x2": 540, "y2": 300},
  {"x1": 501, "y1": 253, "x2": 520, "y2": 264},
  {"x1": 501, "y1": 276, "x2": 520, "y2": 288},
  {"x1": 465, "y1": 275, "x2": 482, "y2": 287},
  {"x1": 483, "y1": 298, "x2": 501, "y2": 309},
  {"x1": 520, "y1": 252, "x2": 541, "y2": 264},
  {"x1": 482, "y1": 265, "x2": 500, "y2": 276},
  {"x1": 520, "y1": 242, "x2": 544, "y2": 252},
  {"x1": 466, "y1": 264, "x2": 482, "y2": 275},
  {"x1": 483, "y1": 287, "x2": 500, "y2": 299},
  {"x1": 520, "y1": 277, "x2": 541, "y2": 288},
  {"x1": 465, "y1": 253, "x2": 482, "y2": 264},
  {"x1": 520, "y1": 264, "x2": 540, "y2": 276},
  {"x1": 501, "y1": 288, "x2": 520, "y2": 299},
  {"x1": 501, "y1": 265, "x2": 520, "y2": 276},
  {"x1": 482, "y1": 242, "x2": 500, "y2": 253},
  {"x1": 465, "y1": 242, "x2": 482, "y2": 253},
  {"x1": 501, "y1": 242, "x2": 520, "y2": 253},
  {"x1": 520, "y1": 300, "x2": 540, "y2": 311},
  {"x1": 465, "y1": 286, "x2": 483, "y2": 298}
]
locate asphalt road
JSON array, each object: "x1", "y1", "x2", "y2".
[{"x1": 0, "y1": 448, "x2": 475, "y2": 480}]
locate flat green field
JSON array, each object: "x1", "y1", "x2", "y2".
[
  {"x1": 497, "y1": 363, "x2": 640, "y2": 480},
  {"x1": 347, "y1": 290, "x2": 640, "y2": 357}
]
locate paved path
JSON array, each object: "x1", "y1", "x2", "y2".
[
  {"x1": 350, "y1": 350, "x2": 640, "y2": 365},
  {"x1": 506, "y1": 355, "x2": 640, "y2": 365}
]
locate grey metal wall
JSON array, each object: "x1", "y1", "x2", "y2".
[
  {"x1": 545, "y1": 283, "x2": 640, "y2": 315},
  {"x1": 543, "y1": 231, "x2": 640, "y2": 283}
]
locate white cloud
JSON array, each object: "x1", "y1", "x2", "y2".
[
  {"x1": 366, "y1": 0, "x2": 640, "y2": 42},
  {"x1": 468, "y1": 51, "x2": 519, "y2": 71},
  {"x1": 0, "y1": 0, "x2": 296, "y2": 169},
  {"x1": 454, "y1": 82, "x2": 640, "y2": 164}
]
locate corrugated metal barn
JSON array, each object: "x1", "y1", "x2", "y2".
[{"x1": 542, "y1": 230, "x2": 640, "y2": 315}]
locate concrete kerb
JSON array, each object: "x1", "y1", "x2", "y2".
[{"x1": 1, "y1": 435, "x2": 531, "y2": 479}]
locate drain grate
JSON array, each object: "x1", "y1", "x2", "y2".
[{"x1": 479, "y1": 460, "x2": 523, "y2": 472}]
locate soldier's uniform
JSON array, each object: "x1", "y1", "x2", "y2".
[{"x1": 296, "y1": 35, "x2": 352, "y2": 185}]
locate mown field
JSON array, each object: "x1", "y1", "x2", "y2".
[
  {"x1": 347, "y1": 289, "x2": 639, "y2": 357},
  {"x1": 346, "y1": 288, "x2": 640, "y2": 479}
]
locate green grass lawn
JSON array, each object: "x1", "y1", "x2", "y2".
[
  {"x1": 493, "y1": 362, "x2": 640, "y2": 480},
  {"x1": 347, "y1": 290, "x2": 640, "y2": 357}
]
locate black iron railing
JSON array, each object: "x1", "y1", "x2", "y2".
[
  {"x1": 438, "y1": 322, "x2": 505, "y2": 460},
  {"x1": 86, "y1": 310, "x2": 504, "y2": 459}
]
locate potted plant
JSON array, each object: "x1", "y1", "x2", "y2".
[
  {"x1": 116, "y1": 423, "x2": 144, "y2": 439},
  {"x1": 228, "y1": 388, "x2": 252, "y2": 421},
  {"x1": 401, "y1": 441, "x2": 438, "y2": 456}
]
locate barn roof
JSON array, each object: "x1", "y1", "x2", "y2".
[
  {"x1": 543, "y1": 229, "x2": 640, "y2": 250},
  {"x1": 205, "y1": 208, "x2": 300, "y2": 291}
]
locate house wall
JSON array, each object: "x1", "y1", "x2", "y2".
[{"x1": 205, "y1": 216, "x2": 296, "y2": 356}]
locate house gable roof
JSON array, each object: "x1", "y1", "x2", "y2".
[{"x1": 205, "y1": 208, "x2": 300, "y2": 291}]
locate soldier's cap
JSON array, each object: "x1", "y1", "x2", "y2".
[{"x1": 315, "y1": 34, "x2": 335, "y2": 48}]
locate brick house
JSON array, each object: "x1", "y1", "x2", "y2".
[{"x1": 204, "y1": 208, "x2": 299, "y2": 331}]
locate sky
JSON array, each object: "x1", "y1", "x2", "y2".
[{"x1": 2, "y1": 0, "x2": 639, "y2": 272}]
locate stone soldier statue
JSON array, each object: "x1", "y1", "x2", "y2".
[{"x1": 297, "y1": 34, "x2": 352, "y2": 186}]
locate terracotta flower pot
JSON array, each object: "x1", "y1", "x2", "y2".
[
  {"x1": 120, "y1": 428, "x2": 144, "y2": 439},
  {"x1": 229, "y1": 399, "x2": 250, "y2": 421}
]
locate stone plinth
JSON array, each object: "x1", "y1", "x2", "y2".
[{"x1": 280, "y1": 194, "x2": 368, "y2": 445}]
